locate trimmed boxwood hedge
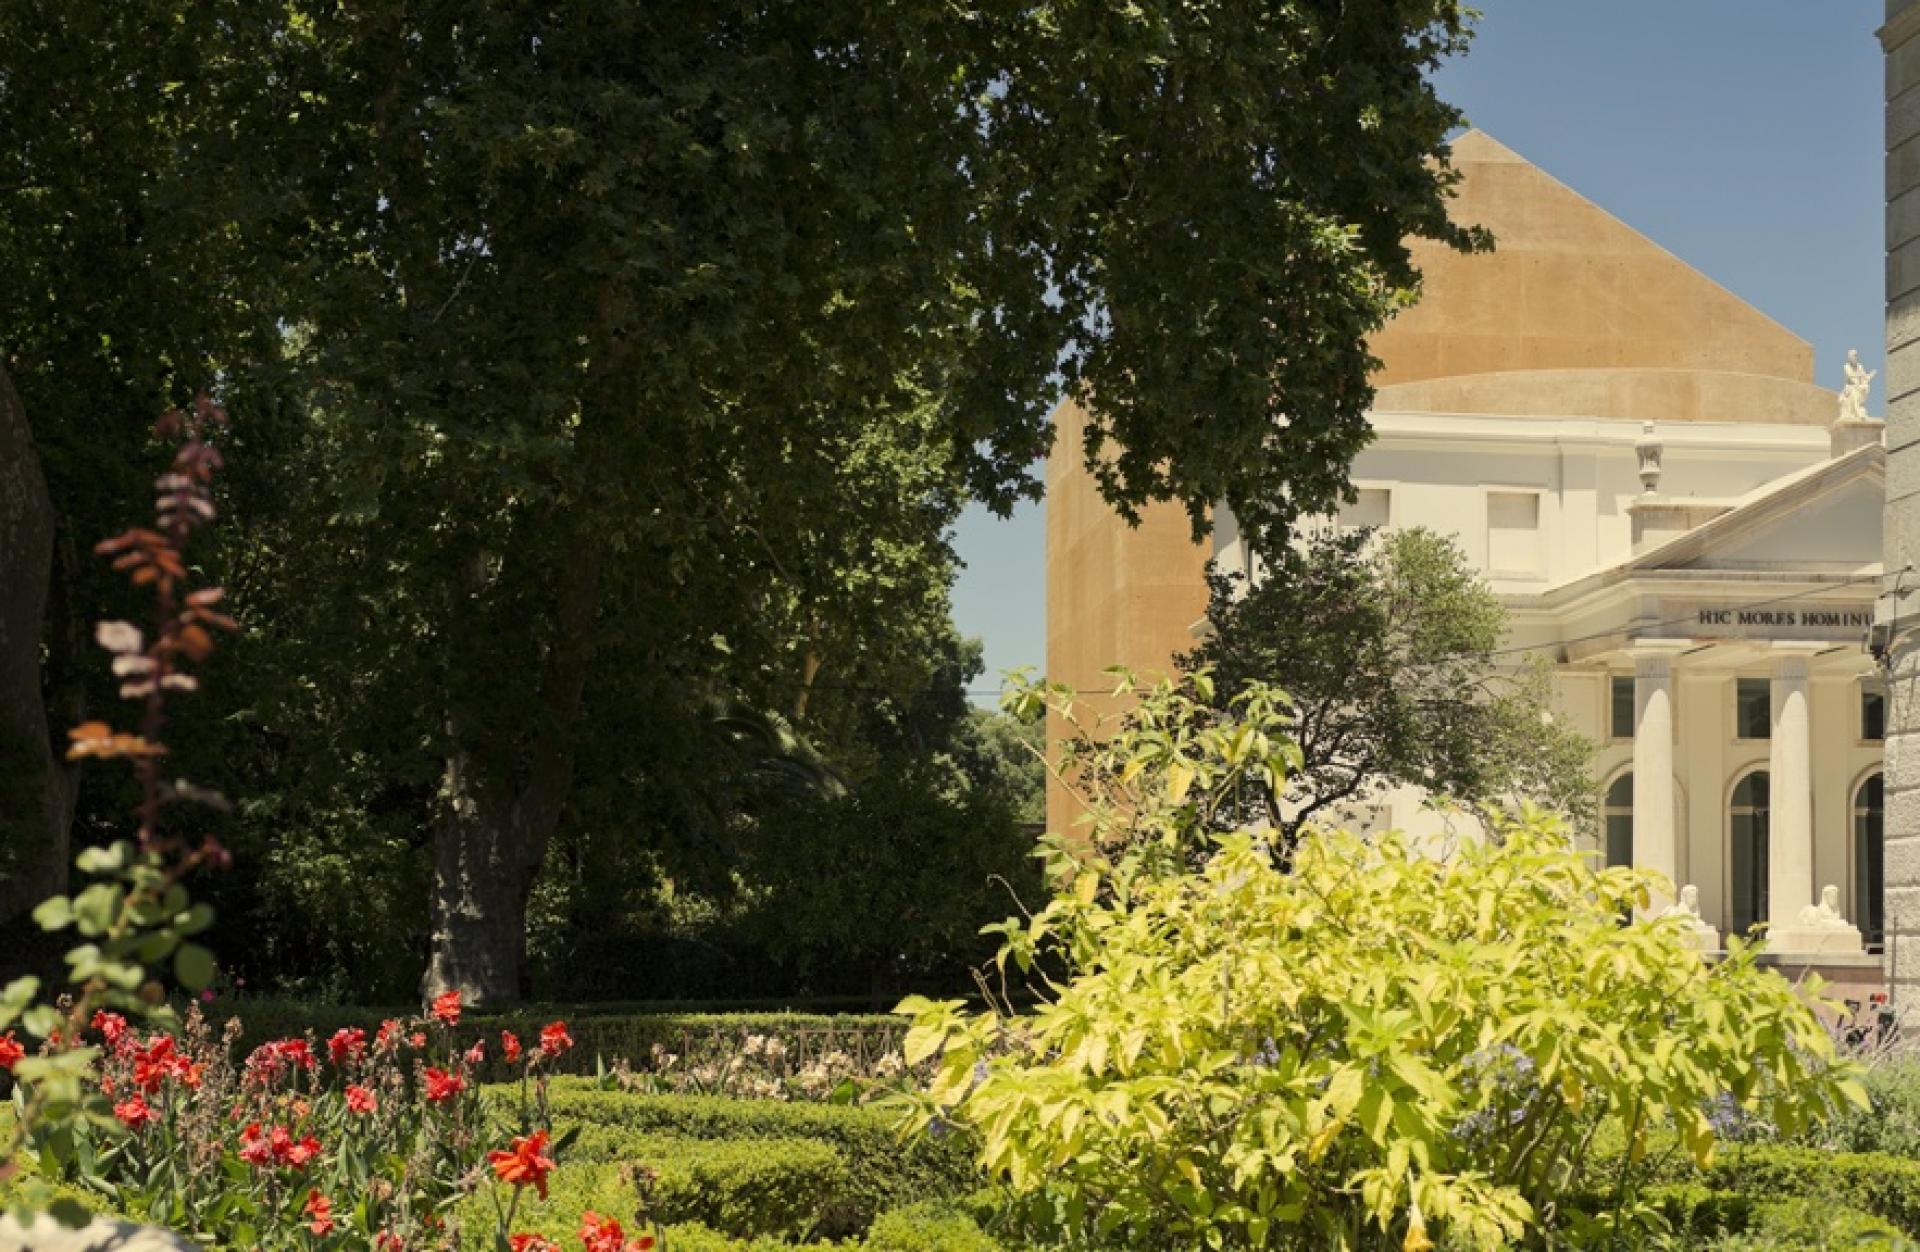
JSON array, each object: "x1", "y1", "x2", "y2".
[
  {"x1": 457, "y1": 1138, "x2": 848, "y2": 1245},
  {"x1": 1701, "y1": 1144, "x2": 1920, "y2": 1235},
  {"x1": 529, "y1": 1080, "x2": 978, "y2": 1230}
]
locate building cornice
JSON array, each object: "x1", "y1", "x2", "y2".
[
  {"x1": 1366, "y1": 410, "x2": 1830, "y2": 457},
  {"x1": 1882, "y1": 1, "x2": 1920, "y2": 51}
]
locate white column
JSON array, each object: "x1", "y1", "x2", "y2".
[
  {"x1": 1631, "y1": 649, "x2": 1679, "y2": 898},
  {"x1": 1768, "y1": 650, "x2": 1814, "y2": 926},
  {"x1": 1767, "y1": 643, "x2": 1861, "y2": 955}
]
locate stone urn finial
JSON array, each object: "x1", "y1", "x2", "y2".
[{"x1": 1635, "y1": 422, "x2": 1663, "y2": 497}]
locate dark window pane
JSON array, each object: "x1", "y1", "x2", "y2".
[
  {"x1": 1611, "y1": 676, "x2": 1635, "y2": 740},
  {"x1": 1731, "y1": 771, "x2": 1769, "y2": 937},
  {"x1": 1864, "y1": 688, "x2": 1886, "y2": 741},
  {"x1": 1736, "y1": 678, "x2": 1771, "y2": 740},
  {"x1": 1858, "y1": 773, "x2": 1885, "y2": 949},
  {"x1": 1603, "y1": 773, "x2": 1633, "y2": 867}
]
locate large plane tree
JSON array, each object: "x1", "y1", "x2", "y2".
[{"x1": 3, "y1": 0, "x2": 1482, "y2": 1002}]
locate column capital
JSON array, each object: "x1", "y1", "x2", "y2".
[{"x1": 1770, "y1": 641, "x2": 1824, "y2": 679}]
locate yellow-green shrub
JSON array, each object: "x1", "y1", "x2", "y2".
[{"x1": 901, "y1": 675, "x2": 1867, "y2": 1251}]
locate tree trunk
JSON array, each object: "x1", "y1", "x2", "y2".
[
  {"x1": 423, "y1": 536, "x2": 605, "y2": 1007},
  {"x1": 0, "y1": 361, "x2": 63, "y2": 922}
]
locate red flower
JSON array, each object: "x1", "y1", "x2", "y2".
[
  {"x1": 374, "y1": 1233, "x2": 405, "y2": 1252},
  {"x1": 346, "y1": 1084, "x2": 377, "y2": 1115},
  {"x1": 91, "y1": 1011, "x2": 128, "y2": 1046},
  {"x1": 0, "y1": 1032, "x2": 23, "y2": 1072},
  {"x1": 578, "y1": 1212, "x2": 654, "y2": 1252},
  {"x1": 113, "y1": 1094, "x2": 156, "y2": 1131},
  {"x1": 464, "y1": 1039, "x2": 486, "y2": 1067},
  {"x1": 131, "y1": 1036, "x2": 177, "y2": 1093},
  {"x1": 327, "y1": 1027, "x2": 367, "y2": 1067},
  {"x1": 239, "y1": 1122, "x2": 321, "y2": 1169},
  {"x1": 508, "y1": 1236, "x2": 558, "y2": 1252},
  {"x1": 488, "y1": 1130, "x2": 555, "y2": 1200},
  {"x1": 422, "y1": 1066, "x2": 465, "y2": 1103},
  {"x1": 409, "y1": 1031, "x2": 427, "y2": 1049},
  {"x1": 244, "y1": 1037, "x2": 315, "y2": 1086},
  {"x1": 430, "y1": 990, "x2": 461, "y2": 1027},
  {"x1": 287, "y1": 1133, "x2": 323, "y2": 1169},
  {"x1": 238, "y1": 1122, "x2": 272, "y2": 1167},
  {"x1": 375, "y1": 1018, "x2": 402, "y2": 1051},
  {"x1": 579, "y1": 1213, "x2": 626, "y2": 1252},
  {"x1": 501, "y1": 1030, "x2": 523, "y2": 1063},
  {"x1": 304, "y1": 1189, "x2": 335, "y2": 1237},
  {"x1": 538, "y1": 1022, "x2": 573, "y2": 1059}
]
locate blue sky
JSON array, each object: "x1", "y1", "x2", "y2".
[{"x1": 951, "y1": 2, "x2": 1887, "y2": 703}]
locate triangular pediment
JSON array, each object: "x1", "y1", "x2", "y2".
[{"x1": 1631, "y1": 446, "x2": 1885, "y2": 574}]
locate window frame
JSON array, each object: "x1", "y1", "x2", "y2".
[
  {"x1": 1862, "y1": 682, "x2": 1887, "y2": 743},
  {"x1": 1484, "y1": 486, "x2": 1546, "y2": 581},
  {"x1": 1734, "y1": 676, "x2": 1771, "y2": 742},
  {"x1": 1610, "y1": 675, "x2": 1635, "y2": 741}
]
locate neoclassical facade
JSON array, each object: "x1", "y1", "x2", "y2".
[{"x1": 1047, "y1": 131, "x2": 1889, "y2": 976}]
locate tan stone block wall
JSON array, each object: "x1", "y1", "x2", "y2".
[
  {"x1": 1043, "y1": 398, "x2": 1211, "y2": 835},
  {"x1": 1883, "y1": 0, "x2": 1920, "y2": 1016}
]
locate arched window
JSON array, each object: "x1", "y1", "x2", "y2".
[
  {"x1": 1603, "y1": 773, "x2": 1633, "y2": 868},
  {"x1": 1856, "y1": 773, "x2": 1886, "y2": 950},
  {"x1": 1730, "y1": 771, "x2": 1770, "y2": 938}
]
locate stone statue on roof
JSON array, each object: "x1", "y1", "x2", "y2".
[{"x1": 1839, "y1": 349, "x2": 1877, "y2": 424}]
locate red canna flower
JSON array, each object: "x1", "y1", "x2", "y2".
[
  {"x1": 538, "y1": 1021, "x2": 573, "y2": 1060},
  {"x1": 276, "y1": 1038, "x2": 315, "y2": 1070},
  {"x1": 327, "y1": 1027, "x2": 367, "y2": 1067},
  {"x1": 375, "y1": 1018, "x2": 402, "y2": 1051},
  {"x1": 430, "y1": 990, "x2": 461, "y2": 1027},
  {"x1": 286, "y1": 1134, "x2": 323, "y2": 1169},
  {"x1": 131, "y1": 1035, "x2": 177, "y2": 1093},
  {"x1": 579, "y1": 1213, "x2": 625, "y2": 1252},
  {"x1": 373, "y1": 1232, "x2": 405, "y2": 1252},
  {"x1": 508, "y1": 1236, "x2": 558, "y2": 1252},
  {"x1": 91, "y1": 1011, "x2": 128, "y2": 1046},
  {"x1": 422, "y1": 1066, "x2": 465, "y2": 1103},
  {"x1": 0, "y1": 1032, "x2": 23, "y2": 1072},
  {"x1": 501, "y1": 1030, "x2": 523, "y2": 1063},
  {"x1": 488, "y1": 1130, "x2": 555, "y2": 1199},
  {"x1": 464, "y1": 1038, "x2": 486, "y2": 1067},
  {"x1": 303, "y1": 1189, "x2": 335, "y2": 1236},
  {"x1": 346, "y1": 1084, "x2": 377, "y2": 1115},
  {"x1": 410, "y1": 1031, "x2": 427, "y2": 1049},
  {"x1": 238, "y1": 1122, "x2": 272, "y2": 1167},
  {"x1": 578, "y1": 1212, "x2": 654, "y2": 1252},
  {"x1": 113, "y1": 1094, "x2": 156, "y2": 1131},
  {"x1": 239, "y1": 1122, "x2": 322, "y2": 1169}
]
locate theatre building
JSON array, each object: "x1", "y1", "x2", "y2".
[{"x1": 1047, "y1": 132, "x2": 1889, "y2": 977}]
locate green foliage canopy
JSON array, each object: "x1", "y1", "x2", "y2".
[
  {"x1": 2, "y1": 0, "x2": 1484, "y2": 1001},
  {"x1": 1183, "y1": 527, "x2": 1596, "y2": 845}
]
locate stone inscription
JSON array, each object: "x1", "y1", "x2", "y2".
[
  {"x1": 1647, "y1": 602, "x2": 1875, "y2": 642},
  {"x1": 1694, "y1": 609, "x2": 1872, "y2": 630}
]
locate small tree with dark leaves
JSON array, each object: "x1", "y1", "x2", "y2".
[{"x1": 1181, "y1": 527, "x2": 1594, "y2": 853}]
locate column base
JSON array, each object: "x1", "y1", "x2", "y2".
[
  {"x1": 1764, "y1": 924, "x2": 1865, "y2": 957},
  {"x1": 1679, "y1": 922, "x2": 1722, "y2": 952}
]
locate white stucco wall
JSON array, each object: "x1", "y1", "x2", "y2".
[{"x1": 1213, "y1": 408, "x2": 1885, "y2": 939}]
